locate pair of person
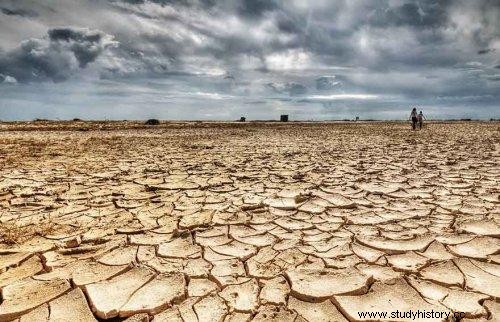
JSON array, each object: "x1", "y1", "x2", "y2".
[{"x1": 410, "y1": 108, "x2": 425, "y2": 130}]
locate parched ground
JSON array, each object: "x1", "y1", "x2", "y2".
[{"x1": 0, "y1": 121, "x2": 498, "y2": 322}]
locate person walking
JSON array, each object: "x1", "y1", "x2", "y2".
[
  {"x1": 417, "y1": 111, "x2": 426, "y2": 130},
  {"x1": 409, "y1": 107, "x2": 418, "y2": 130}
]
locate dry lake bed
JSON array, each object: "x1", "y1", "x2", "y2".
[{"x1": 0, "y1": 121, "x2": 498, "y2": 321}]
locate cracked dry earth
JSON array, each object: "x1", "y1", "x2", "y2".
[{"x1": 0, "y1": 121, "x2": 499, "y2": 322}]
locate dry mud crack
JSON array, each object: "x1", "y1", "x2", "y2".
[{"x1": 0, "y1": 121, "x2": 499, "y2": 321}]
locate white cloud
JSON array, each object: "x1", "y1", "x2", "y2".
[
  {"x1": 265, "y1": 49, "x2": 314, "y2": 70},
  {"x1": 2, "y1": 75, "x2": 17, "y2": 84}
]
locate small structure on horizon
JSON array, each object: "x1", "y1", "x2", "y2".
[
  {"x1": 145, "y1": 119, "x2": 160, "y2": 125},
  {"x1": 355, "y1": 116, "x2": 359, "y2": 121},
  {"x1": 280, "y1": 115, "x2": 289, "y2": 122},
  {"x1": 239, "y1": 117, "x2": 246, "y2": 122}
]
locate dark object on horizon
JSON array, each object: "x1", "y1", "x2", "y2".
[
  {"x1": 280, "y1": 115, "x2": 289, "y2": 122},
  {"x1": 355, "y1": 116, "x2": 359, "y2": 121},
  {"x1": 239, "y1": 117, "x2": 246, "y2": 122},
  {"x1": 73, "y1": 118, "x2": 82, "y2": 122},
  {"x1": 145, "y1": 119, "x2": 160, "y2": 125},
  {"x1": 34, "y1": 118, "x2": 49, "y2": 122},
  {"x1": 460, "y1": 118, "x2": 472, "y2": 121}
]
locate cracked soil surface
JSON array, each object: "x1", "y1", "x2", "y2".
[{"x1": 0, "y1": 121, "x2": 498, "y2": 321}]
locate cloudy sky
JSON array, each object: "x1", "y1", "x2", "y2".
[{"x1": 0, "y1": 0, "x2": 499, "y2": 120}]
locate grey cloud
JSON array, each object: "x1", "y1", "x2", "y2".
[
  {"x1": 368, "y1": 1, "x2": 450, "y2": 27},
  {"x1": 48, "y1": 28, "x2": 102, "y2": 43},
  {"x1": 237, "y1": 0, "x2": 278, "y2": 18},
  {"x1": 115, "y1": 0, "x2": 277, "y2": 16},
  {"x1": 287, "y1": 83, "x2": 307, "y2": 96},
  {"x1": 266, "y1": 82, "x2": 307, "y2": 96},
  {"x1": 478, "y1": 48, "x2": 496, "y2": 54},
  {"x1": 48, "y1": 28, "x2": 110, "y2": 68},
  {"x1": 113, "y1": 0, "x2": 216, "y2": 5},
  {"x1": 0, "y1": 27, "x2": 116, "y2": 82},
  {"x1": 316, "y1": 76, "x2": 342, "y2": 91},
  {"x1": 485, "y1": 74, "x2": 500, "y2": 81},
  {"x1": 0, "y1": 0, "x2": 499, "y2": 120},
  {"x1": 1, "y1": 7, "x2": 37, "y2": 17},
  {"x1": 275, "y1": 13, "x2": 302, "y2": 34},
  {"x1": 265, "y1": 83, "x2": 281, "y2": 94},
  {"x1": 93, "y1": 0, "x2": 499, "y2": 75}
]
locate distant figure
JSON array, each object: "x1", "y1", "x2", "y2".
[
  {"x1": 409, "y1": 108, "x2": 418, "y2": 130},
  {"x1": 417, "y1": 111, "x2": 426, "y2": 130}
]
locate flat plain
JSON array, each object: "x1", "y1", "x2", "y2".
[{"x1": 0, "y1": 121, "x2": 498, "y2": 321}]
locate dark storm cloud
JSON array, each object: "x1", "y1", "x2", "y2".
[
  {"x1": 0, "y1": 0, "x2": 499, "y2": 120},
  {"x1": 0, "y1": 27, "x2": 116, "y2": 82},
  {"x1": 48, "y1": 28, "x2": 109, "y2": 67},
  {"x1": 237, "y1": 0, "x2": 278, "y2": 18},
  {"x1": 18, "y1": 0, "x2": 491, "y2": 77},
  {"x1": 275, "y1": 13, "x2": 301, "y2": 34}
]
